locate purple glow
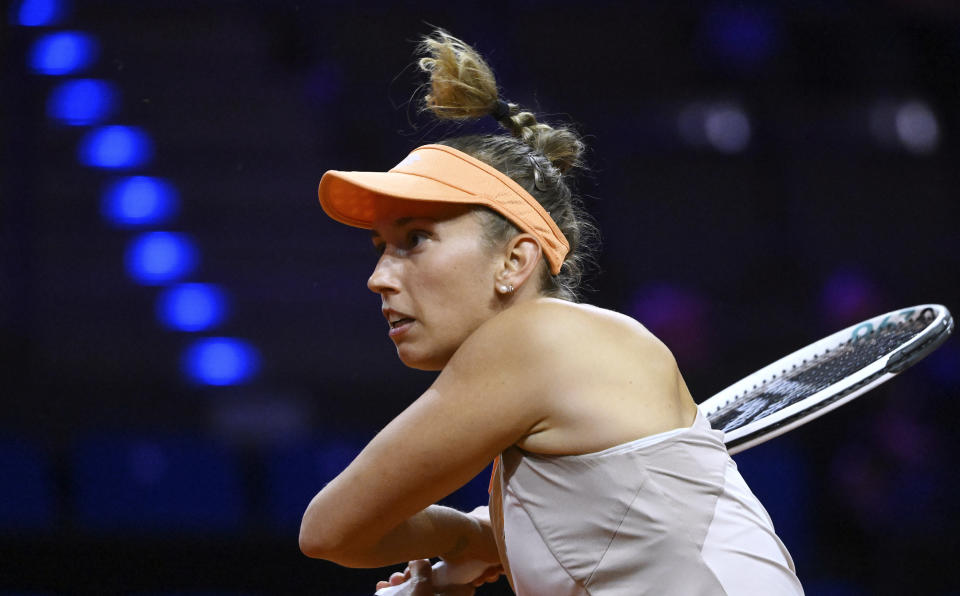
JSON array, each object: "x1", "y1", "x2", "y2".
[
  {"x1": 820, "y1": 270, "x2": 882, "y2": 326},
  {"x1": 629, "y1": 284, "x2": 710, "y2": 365}
]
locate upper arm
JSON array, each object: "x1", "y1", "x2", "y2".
[{"x1": 300, "y1": 307, "x2": 555, "y2": 555}]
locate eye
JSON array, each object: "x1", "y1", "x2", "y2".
[
  {"x1": 372, "y1": 241, "x2": 385, "y2": 256},
  {"x1": 407, "y1": 230, "x2": 430, "y2": 248}
]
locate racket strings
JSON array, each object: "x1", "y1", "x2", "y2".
[{"x1": 708, "y1": 317, "x2": 930, "y2": 433}]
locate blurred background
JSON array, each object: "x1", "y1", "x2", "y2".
[{"x1": 3, "y1": 0, "x2": 959, "y2": 594}]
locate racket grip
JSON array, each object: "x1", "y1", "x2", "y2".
[{"x1": 374, "y1": 559, "x2": 488, "y2": 595}]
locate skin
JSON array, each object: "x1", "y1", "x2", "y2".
[
  {"x1": 299, "y1": 197, "x2": 699, "y2": 589},
  {"x1": 365, "y1": 201, "x2": 510, "y2": 371}
]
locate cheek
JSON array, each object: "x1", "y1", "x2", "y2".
[
  {"x1": 438, "y1": 248, "x2": 495, "y2": 297},
  {"x1": 419, "y1": 247, "x2": 495, "y2": 322},
  {"x1": 422, "y1": 235, "x2": 485, "y2": 277}
]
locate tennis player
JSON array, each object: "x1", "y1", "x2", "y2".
[{"x1": 300, "y1": 30, "x2": 804, "y2": 595}]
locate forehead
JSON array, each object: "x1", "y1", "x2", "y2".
[{"x1": 369, "y1": 198, "x2": 473, "y2": 231}]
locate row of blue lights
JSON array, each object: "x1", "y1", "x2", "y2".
[
  {"x1": 102, "y1": 176, "x2": 179, "y2": 226},
  {"x1": 14, "y1": 0, "x2": 67, "y2": 27},
  {"x1": 28, "y1": 31, "x2": 98, "y2": 75},
  {"x1": 48, "y1": 78, "x2": 117, "y2": 125},
  {"x1": 15, "y1": 0, "x2": 260, "y2": 386},
  {"x1": 79, "y1": 125, "x2": 153, "y2": 168}
]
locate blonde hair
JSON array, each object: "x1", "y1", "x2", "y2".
[{"x1": 416, "y1": 29, "x2": 597, "y2": 301}]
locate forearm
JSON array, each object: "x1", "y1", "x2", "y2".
[
  {"x1": 317, "y1": 504, "x2": 496, "y2": 568},
  {"x1": 375, "y1": 505, "x2": 488, "y2": 565}
]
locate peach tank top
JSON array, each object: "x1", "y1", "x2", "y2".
[{"x1": 488, "y1": 411, "x2": 804, "y2": 595}]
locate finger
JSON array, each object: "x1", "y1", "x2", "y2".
[
  {"x1": 376, "y1": 569, "x2": 412, "y2": 591},
  {"x1": 408, "y1": 559, "x2": 432, "y2": 577},
  {"x1": 406, "y1": 559, "x2": 434, "y2": 595}
]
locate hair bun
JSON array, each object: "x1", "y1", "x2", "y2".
[
  {"x1": 417, "y1": 29, "x2": 500, "y2": 120},
  {"x1": 417, "y1": 29, "x2": 584, "y2": 173}
]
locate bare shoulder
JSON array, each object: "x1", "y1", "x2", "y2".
[
  {"x1": 459, "y1": 299, "x2": 694, "y2": 454},
  {"x1": 454, "y1": 298, "x2": 676, "y2": 379},
  {"x1": 509, "y1": 298, "x2": 670, "y2": 350}
]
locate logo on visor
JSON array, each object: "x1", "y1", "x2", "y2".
[{"x1": 395, "y1": 153, "x2": 423, "y2": 169}]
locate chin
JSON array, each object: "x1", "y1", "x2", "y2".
[{"x1": 395, "y1": 345, "x2": 447, "y2": 371}]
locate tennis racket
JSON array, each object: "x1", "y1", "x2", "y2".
[
  {"x1": 376, "y1": 303, "x2": 953, "y2": 594},
  {"x1": 699, "y1": 303, "x2": 952, "y2": 454}
]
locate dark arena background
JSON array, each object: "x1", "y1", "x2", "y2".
[{"x1": 3, "y1": 1, "x2": 959, "y2": 594}]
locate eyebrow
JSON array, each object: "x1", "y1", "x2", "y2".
[{"x1": 370, "y1": 216, "x2": 436, "y2": 239}]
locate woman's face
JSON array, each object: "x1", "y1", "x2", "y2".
[{"x1": 367, "y1": 199, "x2": 503, "y2": 370}]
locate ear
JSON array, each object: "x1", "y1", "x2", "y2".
[{"x1": 496, "y1": 233, "x2": 543, "y2": 292}]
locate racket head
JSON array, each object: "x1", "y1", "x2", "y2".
[{"x1": 699, "y1": 304, "x2": 953, "y2": 454}]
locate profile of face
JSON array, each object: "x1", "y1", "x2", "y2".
[{"x1": 367, "y1": 199, "x2": 505, "y2": 370}]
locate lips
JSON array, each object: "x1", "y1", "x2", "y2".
[
  {"x1": 390, "y1": 317, "x2": 415, "y2": 329},
  {"x1": 383, "y1": 308, "x2": 416, "y2": 338}
]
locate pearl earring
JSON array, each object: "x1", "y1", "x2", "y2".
[{"x1": 499, "y1": 284, "x2": 515, "y2": 294}]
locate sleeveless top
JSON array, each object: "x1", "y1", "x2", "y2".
[{"x1": 488, "y1": 411, "x2": 804, "y2": 595}]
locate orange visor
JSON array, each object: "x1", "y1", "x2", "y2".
[{"x1": 317, "y1": 144, "x2": 569, "y2": 275}]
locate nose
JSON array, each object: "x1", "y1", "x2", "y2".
[{"x1": 367, "y1": 254, "x2": 400, "y2": 295}]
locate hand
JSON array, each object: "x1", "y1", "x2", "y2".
[{"x1": 375, "y1": 559, "x2": 476, "y2": 595}]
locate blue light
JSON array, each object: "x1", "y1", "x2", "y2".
[
  {"x1": 125, "y1": 232, "x2": 198, "y2": 285},
  {"x1": 183, "y1": 338, "x2": 260, "y2": 386},
  {"x1": 47, "y1": 79, "x2": 117, "y2": 125},
  {"x1": 14, "y1": 0, "x2": 66, "y2": 26},
  {"x1": 78, "y1": 125, "x2": 153, "y2": 169},
  {"x1": 27, "y1": 31, "x2": 97, "y2": 75},
  {"x1": 101, "y1": 176, "x2": 178, "y2": 226},
  {"x1": 703, "y1": 5, "x2": 778, "y2": 71},
  {"x1": 157, "y1": 283, "x2": 227, "y2": 331}
]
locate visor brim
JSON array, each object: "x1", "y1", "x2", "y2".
[{"x1": 318, "y1": 170, "x2": 479, "y2": 229}]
